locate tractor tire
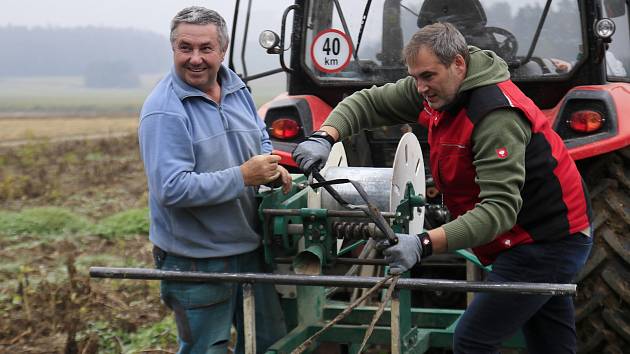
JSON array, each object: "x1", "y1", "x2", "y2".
[{"x1": 575, "y1": 148, "x2": 630, "y2": 354}]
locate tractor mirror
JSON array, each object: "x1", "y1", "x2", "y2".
[{"x1": 603, "y1": 0, "x2": 626, "y2": 18}]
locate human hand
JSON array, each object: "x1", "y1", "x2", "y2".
[
  {"x1": 265, "y1": 165, "x2": 293, "y2": 194},
  {"x1": 292, "y1": 135, "x2": 332, "y2": 174},
  {"x1": 277, "y1": 165, "x2": 292, "y2": 194},
  {"x1": 381, "y1": 233, "x2": 423, "y2": 274},
  {"x1": 551, "y1": 58, "x2": 572, "y2": 73},
  {"x1": 240, "y1": 154, "x2": 281, "y2": 186}
]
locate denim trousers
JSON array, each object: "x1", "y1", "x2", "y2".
[
  {"x1": 155, "y1": 248, "x2": 287, "y2": 354},
  {"x1": 453, "y1": 233, "x2": 592, "y2": 354}
]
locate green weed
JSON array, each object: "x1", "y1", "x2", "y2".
[
  {"x1": 79, "y1": 316, "x2": 176, "y2": 353},
  {"x1": 81, "y1": 320, "x2": 130, "y2": 353},
  {"x1": 0, "y1": 206, "x2": 150, "y2": 239},
  {"x1": 124, "y1": 316, "x2": 177, "y2": 351},
  {"x1": 94, "y1": 208, "x2": 149, "y2": 239},
  {"x1": 0, "y1": 207, "x2": 90, "y2": 236}
]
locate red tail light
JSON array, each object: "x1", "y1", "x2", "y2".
[
  {"x1": 270, "y1": 119, "x2": 300, "y2": 139},
  {"x1": 568, "y1": 110, "x2": 603, "y2": 133}
]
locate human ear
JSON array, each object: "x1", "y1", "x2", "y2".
[{"x1": 454, "y1": 54, "x2": 467, "y2": 76}]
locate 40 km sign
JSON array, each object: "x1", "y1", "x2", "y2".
[{"x1": 310, "y1": 29, "x2": 352, "y2": 73}]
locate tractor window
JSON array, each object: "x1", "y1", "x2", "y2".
[
  {"x1": 603, "y1": 0, "x2": 630, "y2": 80},
  {"x1": 484, "y1": 0, "x2": 583, "y2": 80},
  {"x1": 303, "y1": 0, "x2": 584, "y2": 85},
  {"x1": 304, "y1": 0, "x2": 419, "y2": 84}
]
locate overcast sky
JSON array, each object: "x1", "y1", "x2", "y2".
[{"x1": 0, "y1": 0, "x2": 292, "y2": 38}]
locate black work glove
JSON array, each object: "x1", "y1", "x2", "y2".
[
  {"x1": 292, "y1": 135, "x2": 332, "y2": 173},
  {"x1": 381, "y1": 233, "x2": 424, "y2": 274}
]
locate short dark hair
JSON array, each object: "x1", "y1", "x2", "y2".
[
  {"x1": 170, "y1": 6, "x2": 230, "y2": 53},
  {"x1": 403, "y1": 22, "x2": 469, "y2": 67}
]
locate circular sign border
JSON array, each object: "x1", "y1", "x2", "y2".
[{"x1": 310, "y1": 28, "x2": 353, "y2": 74}]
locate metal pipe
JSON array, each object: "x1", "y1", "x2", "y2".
[
  {"x1": 390, "y1": 290, "x2": 401, "y2": 354},
  {"x1": 242, "y1": 68, "x2": 284, "y2": 83},
  {"x1": 262, "y1": 208, "x2": 396, "y2": 218},
  {"x1": 239, "y1": 0, "x2": 253, "y2": 78},
  {"x1": 286, "y1": 224, "x2": 303, "y2": 235},
  {"x1": 228, "y1": 0, "x2": 241, "y2": 71},
  {"x1": 89, "y1": 267, "x2": 576, "y2": 296},
  {"x1": 242, "y1": 283, "x2": 256, "y2": 354},
  {"x1": 279, "y1": 5, "x2": 299, "y2": 73},
  {"x1": 274, "y1": 257, "x2": 387, "y2": 266}
]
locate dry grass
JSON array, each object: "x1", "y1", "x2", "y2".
[{"x1": 0, "y1": 116, "x2": 138, "y2": 143}]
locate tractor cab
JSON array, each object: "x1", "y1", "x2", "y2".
[{"x1": 249, "y1": 0, "x2": 628, "y2": 168}]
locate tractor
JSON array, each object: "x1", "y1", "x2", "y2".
[
  {"x1": 226, "y1": 0, "x2": 630, "y2": 352},
  {"x1": 87, "y1": 1, "x2": 630, "y2": 353}
]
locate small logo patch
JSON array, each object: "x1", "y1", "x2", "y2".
[{"x1": 496, "y1": 147, "x2": 509, "y2": 159}]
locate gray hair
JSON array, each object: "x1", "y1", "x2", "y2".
[
  {"x1": 170, "y1": 6, "x2": 230, "y2": 53},
  {"x1": 403, "y1": 22, "x2": 469, "y2": 67}
]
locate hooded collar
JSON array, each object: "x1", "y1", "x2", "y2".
[
  {"x1": 433, "y1": 46, "x2": 510, "y2": 115},
  {"x1": 170, "y1": 64, "x2": 246, "y2": 102},
  {"x1": 459, "y1": 46, "x2": 510, "y2": 93}
]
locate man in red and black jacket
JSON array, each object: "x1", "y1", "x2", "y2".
[{"x1": 293, "y1": 22, "x2": 592, "y2": 353}]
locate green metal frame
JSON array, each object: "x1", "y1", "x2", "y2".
[
  {"x1": 258, "y1": 178, "x2": 523, "y2": 353},
  {"x1": 392, "y1": 182, "x2": 426, "y2": 233},
  {"x1": 258, "y1": 175, "x2": 308, "y2": 267},
  {"x1": 265, "y1": 302, "x2": 525, "y2": 353}
]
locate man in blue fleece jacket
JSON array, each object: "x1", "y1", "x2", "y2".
[{"x1": 138, "y1": 6, "x2": 289, "y2": 353}]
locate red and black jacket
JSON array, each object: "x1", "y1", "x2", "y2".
[{"x1": 419, "y1": 80, "x2": 592, "y2": 264}]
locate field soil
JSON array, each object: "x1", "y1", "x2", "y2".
[
  {"x1": 0, "y1": 131, "x2": 177, "y2": 353},
  {"x1": 0, "y1": 116, "x2": 138, "y2": 145}
]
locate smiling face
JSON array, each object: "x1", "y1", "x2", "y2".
[
  {"x1": 408, "y1": 45, "x2": 467, "y2": 111},
  {"x1": 172, "y1": 23, "x2": 225, "y2": 92}
]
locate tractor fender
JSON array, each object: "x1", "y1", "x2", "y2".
[
  {"x1": 546, "y1": 83, "x2": 630, "y2": 161},
  {"x1": 258, "y1": 95, "x2": 333, "y2": 167}
]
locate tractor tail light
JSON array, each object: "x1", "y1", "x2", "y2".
[
  {"x1": 568, "y1": 110, "x2": 604, "y2": 133},
  {"x1": 270, "y1": 118, "x2": 300, "y2": 139}
]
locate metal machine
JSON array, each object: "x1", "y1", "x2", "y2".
[{"x1": 91, "y1": 134, "x2": 577, "y2": 353}]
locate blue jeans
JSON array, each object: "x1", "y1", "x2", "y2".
[
  {"x1": 155, "y1": 248, "x2": 287, "y2": 354},
  {"x1": 453, "y1": 233, "x2": 592, "y2": 354}
]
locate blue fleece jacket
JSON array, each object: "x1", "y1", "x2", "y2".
[{"x1": 139, "y1": 65, "x2": 272, "y2": 258}]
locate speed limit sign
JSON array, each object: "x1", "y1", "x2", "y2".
[{"x1": 310, "y1": 29, "x2": 352, "y2": 73}]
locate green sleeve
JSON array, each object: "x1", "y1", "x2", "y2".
[
  {"x1": 323, "y1": 76, "x2": 423, "y2": 139},
  {"x1": 443, "y1": 109, "x2": 532, "y2": 251}
]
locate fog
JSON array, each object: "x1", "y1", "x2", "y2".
[
  {"x1": 0, "y1": 0, "x2": 294, "y2": 76},
  {"x1": 0, "y1": 1, "x2": 290, "y2": 38}
]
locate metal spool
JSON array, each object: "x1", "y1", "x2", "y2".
[
  {"x1": 308, "y1": 132, "x2": 425, "y2": 234},
  {"x1": 391, "y1": 132, "x2": 425, "y2": 234},
  {"x1": 321, "y1": 167, "x2": 392, "y2": 213},
  {"x1": 296, "y1": 134, "x2": 426, "y2": 275}
]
